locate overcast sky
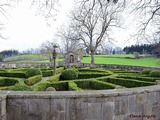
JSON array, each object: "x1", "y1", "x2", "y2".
[{"x1": 0, "y1": 0, "x2": 138, "y2": 52}]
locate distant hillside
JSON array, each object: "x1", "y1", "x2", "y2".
[{"x1": 3, "y1": 53, "x2": 64, "y2": 63}]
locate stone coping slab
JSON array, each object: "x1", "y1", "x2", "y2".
[{"x1": 1, "y1": 85, "x2": 159, "y2": 99}]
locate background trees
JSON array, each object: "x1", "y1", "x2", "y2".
[
  {"x1": 69, "y1": 0, "x2": 124, "y2": 64},
  {"x1": 130, "y1": 0, "x2": 160, "y2": 43}
]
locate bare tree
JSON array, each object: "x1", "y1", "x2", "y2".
[
  {"x1": 130, "y1": 0, "x2": 160, "y2": 43},
  {"x1": 40, "y1": 40, "x2": 55, "y2": 62},
  {"x1": 30, "y1": 0, "x2": 60, "y2": 21},
  {"x1": 57, "y1": 24, "x2": 84, "y2": 55},
  {"x1": 70, "y1": 0, "x2": 124, "y2": 64},
  {"x1": 0, "y1": 2, "x2": 10, "y2": 39}
]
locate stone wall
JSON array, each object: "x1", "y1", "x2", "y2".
[
  {"x1": 1, "y1": 62, "x2": 160, "y2": 71},
  {"x1": 0, "y1": 85, "x2": 159, "y2": 120},
  {"x1": 0, "y1": 92, "x2": 7, "y2": 120}
]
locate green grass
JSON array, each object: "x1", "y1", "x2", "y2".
[
  {"x1": 3, "y1": 53, "x2": 160, "y2": 68},
  {"x1": 3, "y1": 53, "x2": 64, "y2": 63},
  {"x1": 81, "y1": 55, "x2": 160, "y2": 68}
]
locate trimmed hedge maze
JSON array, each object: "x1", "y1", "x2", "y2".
[{"x1": 0, "y1": 66, "x2": 159, "y2": 91}]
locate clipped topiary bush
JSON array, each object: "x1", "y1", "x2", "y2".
[
  {"x1": 32, "y1": 81, "x2": 50, "y2": 91},
  {"x1": 0, "y1": 77, "x2": 19, "y2": 86},
  {"x1": 141, "y1": 69, "x2": 152, "y2": 75},
  {"x1": 10, "y1": 84, "x2": 32, "y2": 91},
  {"x1": 25, "y1": 68, "x2": 42, "y2": 78},
  {"x1": 25, "y1": 75, "x2": 42, "y2": 86},
  {"x1": 71, "y1": 64, "x2": 78, "y2": 69},
  {"x1": 47, "y1": 74, "x2": 60, "y2": 83},
  {"x1": 61, "y1": 69, "x2": 78, "y2": 80},
  {"x1": 150, "y1": 71, "x2": 160, "y2": 77},
  {"x1": 0, "y1": 72, "x2": 26, "y2": 78},
  {"x1": 58, "y1": 64, "x2": 67, "y2": 69}
]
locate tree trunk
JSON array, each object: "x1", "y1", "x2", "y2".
[{"x1": 91, "y1": 51, "x2": 95, "y2": 65}]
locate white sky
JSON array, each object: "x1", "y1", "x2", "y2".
[
  {"x1": 0, "y1": 0, "x2": 138, "y2": 52},
  {"x1": 0, "y1": 0, "x2": 74, "y2": 52}
]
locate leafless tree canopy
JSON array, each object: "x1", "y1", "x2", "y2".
[
  {"x1": 0, "y1": 2, "x2": 10, "y2": 39},
  {"x1": 70, "y1": 0, "x2": 124, "y2": 64},
  {"x1": 31, "y1": 0, "x2": 59, "y2": 20},
  {"x1": 57, "y1": 25, "x2": 84, "y2": 55},
  {"x1": 131, "y1": 0, "x2": 160, "y2": 43}
]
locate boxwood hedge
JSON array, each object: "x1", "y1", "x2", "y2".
[
  {"x1": 0, "y1": 77, "x2": 19, "y2": 86},
  {"x1": 0, "y1": 72, "x2": 26, "y2": 78},
  {"x1": 25, "y1": 75, "x2": 42, "y2": 86}
]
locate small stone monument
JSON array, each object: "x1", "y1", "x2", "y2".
[
  {"x1": 65, "y1": 51, "x2": 79, "y2": 65},
  {"x1": 155, "y1": 80, "x2": 160, "y2": 85},
  {"x1": 45, "y1": 87, "x2": 56, "y2": 91}
]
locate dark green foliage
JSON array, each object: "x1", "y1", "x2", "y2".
[
  {"x1": 25, "y1": 68, "x2": 42, "y2": 78},
  {"x1": 78, "y1": 72, "x2": 111, "y2": 79},
  {"x1": 149, "y1": 71, "x2": 160, "y2": 77},
  {"x1": 90, "y1": 80, "x2": 116, "y2": 90},
  {"x1": 61, "y1": 69, "x2": 78, "y2": 80},
  {"x1": 25, "y1": 75, "x2": 42, "y2": 86},
  {"x1": 47, "y1": 74, "x2": 60, "y2": 83},
  {"x1": 56, "y1": 67, "x2": 64, "y2": 74},
  {"x1": 117, "y1": 76, "x2": 158, "y2": 82},
  {"x1": 32, "y1": 81, "x2": 50, "y2": 91},
  {"x1": 50, "y1": 82, "x2": 68, "y2": 91},
  {"x1": 58, "y1": 64, "x2": 67, "y2": 69},
  {"x1": 10, "y1": 84, "x2": 32, "y2": 91},
  {"x1": 42, "y1": 70, "x2": 53, "y2": 77},
  {"x1": 141, "y1": 69, "x2": 152, "y2": 75},
  {"x1": 68, "y1": 81, "x2": 83, "y2": 91},
  {"x1": 98, "y1": 77, "x2": 154, "y2": 88},
  {"x1": 74, "y1": 80, "x2": 92, "y2": 89},
  {"x1": 0, "y1": 72, "x2": 26, "y2": 78},
  {"x1": 74, "y1": 80, "x2": 116, "y2": 90},
  {"x1": 71, "y1": 64, "x2": 78, "y2": 69},
  {"x1": 0, "y1": 77, "x2": 19, "y2": 86},
  {"x1": 78, "y1": 68, "x2": 107, "y2": 73}
]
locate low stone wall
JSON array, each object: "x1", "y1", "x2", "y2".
[
  {"x1": 0, "y1": 92, "x2": 7, "y2": 120},
  {"x1": 0, "y1": 85, "x2": 159, "y2": 120},
  {"x1": 1, "y1": 62, "x2": 160, "y2": 71},
  {"x1": 79, "y1": 63, "x2": 160, "y2": 71}
]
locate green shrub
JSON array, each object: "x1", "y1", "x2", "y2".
[
  {"x1": 150, "y1": 71, "x2": 160, "y2": 77},
  {"x1": 47, "y1": 74, "x2": 60, "y2": 83},
  {"x1": 71, "y1": 64, "x2": 78, "y2": 69},
  {"x1": 68, "y1": 81, "x2": 83, "y2": 91},
  {"x1": 56, "y1": 67, "x2": 64, "y2": 74},
  {"x1": 141, "y1": 69, "x2": 152, "y2": 75},
  {"x1": 50, "y1": 81, "x2": 68, "y2": 91},
  {"x1": 98, "y1": 77, "x2": 154, "y2": 88},
  {"x1": 32, "y1": 81, "x2": 50, "y2": 91},
  {"x1": 58, "y1": 64, "x2": 67, "y2": 69},
  {"x1": 90, "y1": 80, "x2": 116, "y2": 90},
  {"x1": 0, "y1": 77, "x2": 19, "y2": 86},
  {"x1": 0, "y1": 72, "x2": 26, "y2": 78},
  {"x1": 25, "y1": 75, "x2": 42, "y2": 86},
  {"x1": 74, "y1": 80, "x2": 92, "y2": 89},
  {"x1": 117, "y1": 75, "x2": 158, "y2": 82},
  {"x1": 25, "y1": 68, "x2": 42, "y2": 78},
  {"x1": 10, "y1": 84, "x2": 32, "y2": 91},
  {"x1": 78, "y1": 72, "x2": 111, "y2": 79},
  {"x1": 61, "y1": 69, "x2": 78, "y2": 80},
  {"x1": 78, "y1": 68, "x2": 107, "y2": 73},
  {"x1": 74, "y1": 80, "x2": 116, "y2": 90},
  {"x1": 42, "y1": 70, "x2": 53, "y2": 77}
]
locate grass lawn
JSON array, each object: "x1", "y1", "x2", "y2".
[{"x1": 81, "y1": 55, "x2": 160, "y2": 68}]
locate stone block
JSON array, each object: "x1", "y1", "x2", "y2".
[
  {"x1": 128, "y1": 95, "x2": 136, "y2": 113},
  {"x1": 115, "y1": 96, "x2": 128, "y2": 116},
  {"x1": 0, "y1": 100, "x2": 6, "y2": 117},
  {"x1": 102, "y1": 102, "x2": 114, "y2": 120},
  {"x1": 51, "y1": 99, "x2": 66, "y2": 120}
]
